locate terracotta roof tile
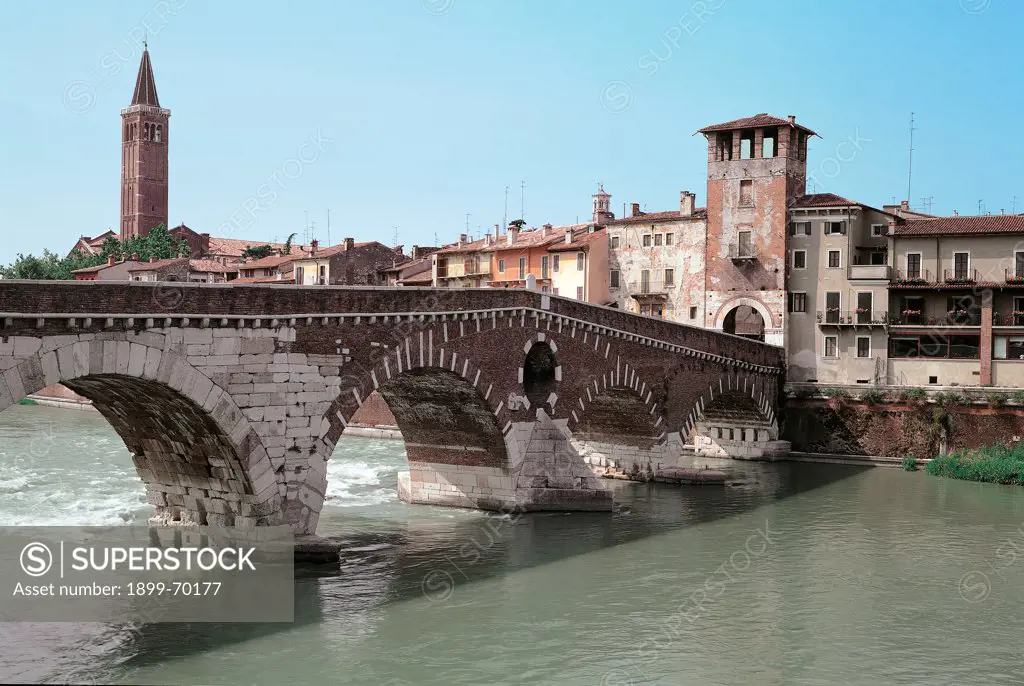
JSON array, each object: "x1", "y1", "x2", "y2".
[
  {"x1": 697, "y1": 113, "x2": 816, "y2": 136},
  {"x1": 791, "y1": 193, "x2": 860, "y2": 208},
  {"x1": 548, "y1": 227, "x2": 607, "y2": 251},
  {"x1": 605, "y1": 208, "x2": 707, "y2": 225},
  {"x1": 128, "y1": 257, "x2": 188, "y2": 272},
  {"x1": 190, "y1": 259, "x2": 239, "y2": 273},
  {"x1": 893, "y1": 215, "x2": 1024, "y2": 237},
  {"x1": 239, "y1": 254, "x2": 297, "y2": 270},
  {"x1": 206, "y1": 237, "x2": 287, "y2": 258}
]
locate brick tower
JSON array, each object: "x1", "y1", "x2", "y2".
[
  {"x1": 697, "y1": 114, "x2": 813, "y2": 347},
  {"x1": 120, "y1": 46, "x2": 170, "y2": 241}
]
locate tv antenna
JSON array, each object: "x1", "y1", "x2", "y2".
[
  {"x1": 326, "y1": 209, "x2": 331, "y2": 246},
  {"x1": 920, "y1": 196, "x2": 934, "y2": 213},
  {"x1": 1013, "y1": 196, "x2": 1020, "y2": 214},
  {"x1": 520, "y1": 180, "x2": 526, "y2": 222},
  {"x1": 503, "y1": 186, "x2": 509, "y2": 230},
  {"x1": 907, "y1": 112, "x2": 915, "y2": 204}
]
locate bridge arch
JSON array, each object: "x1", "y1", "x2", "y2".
[
  {"x1": 0, "y1": 337, "x2": 281, "y2": 529},
  {"x1": 712, "y1": 296, "x2": 778, "y2": 332}
]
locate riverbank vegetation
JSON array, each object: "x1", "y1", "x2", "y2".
[
  {"x1": 16, "y1": 398, "x2": 37, "y2": 406},
  {"x1": 925, "y1": 444, "x2": 1024, "y2": 485}
]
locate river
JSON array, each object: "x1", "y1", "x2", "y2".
[{"x1": 1, "y1": 403, "x2": 1023, "y2": 685}]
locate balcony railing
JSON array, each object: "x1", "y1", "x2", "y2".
[
  {"x1": 890, "y1": 311, "x2": 982, "y2": 326},
  {"x1": 729, "y1": 243, "x2": 756, "y2": 262},
  {"x1": 942, "y1": 268, "x2": 978, "y2": 284},
  {"x1": 893, "y1": 268, "x2": 932, "y2": 285},
  {"x1": 1005, "y1": 269, "x2": 1024, "y2": 285},
  {"x1": 628, "y1": 280, "x2": 671, "y2": 295},
  {"x1": 816, "y1": 310, "x2": 888, "y2": 326},
  {"x1": 994, "y1": 312, "x2": 1024, "y2": 326},
  {"x1": 848, "y1": 264, "x2": 892, "y2": 280}
]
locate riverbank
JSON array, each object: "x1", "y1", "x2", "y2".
[{"x1": 925, "y1": 444, "x2": 1024, "y2": 484}]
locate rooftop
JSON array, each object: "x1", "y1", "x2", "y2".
[
  {"x1": 697, "y1": 113, "x2": 816, "y2": 136},
  {"x1": 239, "y1": 254, "x2": 298, "y2": 270},
  {"x1": 605, "y1": 208, "x2": 707, "y2": 225},
  {"x1": 893, "y1": 214, "x2": 1024, "y2": 237},
  {"x1": 791, "y1": 193, "x2": 860, "y2": 208}
]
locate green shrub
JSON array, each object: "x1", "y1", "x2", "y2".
[
  {"x1": 899, "y1": 388, "x2": 926, "y2": 404},
  {"x1": 900, "y1": 455, "x2": 918, "y2": 471},
  {"x1": 16, "y1": 397, "x2": 37, "y2": 406},
  {"x1": 925, "y1": 443, "x2": 1024, "y2": 485},
  {"x1": 822, "y1": 387, "x2": 850, "y2": 399},
  {"x1": 861, "y1": 389, "x2": 884, "y2": 405},
  {"x1": 1013, "y1": 390, "x2": 1024, "y2": 405},
  {"x1": 987, "y1": 392, "x2": 1006, "y2": 408}
]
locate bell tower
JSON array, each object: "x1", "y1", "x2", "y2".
[
  {"x1": 120, "y1": 45, "x2": 170, "y2": 241},
  {"x1": 698, "y1": 114, "x2": 813, "y2": 346}
]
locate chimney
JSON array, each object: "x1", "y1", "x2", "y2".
[
  {"x1": 631, "y1": 202, "x2": 641, "y2": 217},
  {"x1": 542, "y1": 223, "x2": 553, "y2": 236},
  {"x1": 901, "y1": 200, "x2": 909, "y2": 211},
  {"x1": 483, "y1": 235, "x2": 492, "y2": 247},
  {"x1": 953, "y1": 210, "x2": 959, "y2": 217},
  {"x1": 107, "y1": 255, "x2": 116, "y2": 266},
  {"x1": 564, "y1": 229, "x2": 572, "y2": 244},
  {"x1": 494, "y1": 224, "x2": 500, "y2": 240},
  {"x1": 344, "y1": 237, "x2": 354, "y2": 251},
  {"x1": 309, "y1": 239, "x2": 319, "y2": 256},
  {"x1": 680, "y1": 191, "x2": 695, "y2": 217},
  {"x1": 787, "y1": 115, "x2": 796, "y2": 124},
  {"x1": 149, "y1": 255, "x2": 157, "y2": 263},
  {"x1": 507, "y1": 224, "x2": 520, "y2": 246},
  {"x1": 459, "y1": 233, "x2": 467, "y2": 248},
  {"x1": 131, "y1": 252, "x2": 140, "y2": 261}
]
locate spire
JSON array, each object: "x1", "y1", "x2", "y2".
[{"x1": 131, "y1": 45, "x2": 160, "y2": 107}]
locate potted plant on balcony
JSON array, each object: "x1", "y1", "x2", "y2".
[
  {"x1": 1012, "y1": 310, "x2": 1024, "y2": 326},
  {"x1": 1007, "y1": 274, "x2": 1024, "y2": 285}
]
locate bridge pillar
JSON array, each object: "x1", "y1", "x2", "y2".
[{"x1": 396, "y1": 410, "x2": 612, "y2": 512}]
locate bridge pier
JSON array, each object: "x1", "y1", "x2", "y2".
[{"x1": 397, "y1": 410, "x2": 612, "y2": 512}]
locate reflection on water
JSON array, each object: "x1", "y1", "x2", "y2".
[{"x1": 2, "y1": 405, "x2": 1024, "y2": 684}]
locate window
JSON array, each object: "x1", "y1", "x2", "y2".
[
  {"x1": 906, "y1": 253, "x2": 922, "y2": 279},
  {"x1": 856, "y1": 292, "x2": 872, "y2": 323},
  {"x1": 793, "y1": 250, "x2": 806, "y2": 269},
  {"x1": 654, "y1": 234, "x2": 663, "y2": 247},
  {"x1": 739, "y1": 180, "x2": 753, "y2": 206},
  {"x1": 498, "y1": 259, "x2": 505, "y2": 273},
  {"x1": 553, "y1": 288, "x2": 559, "y2": 295},
  {"x1": 610, "y1": 270, "x2": 620, "y2": 288},
  {"x1": 738, "y1": 230, "x2": 752, "y2": 257},
  {"x1": 870, "y1": 250, "x2": 886, "y2": 265},
  {"x1": 856, "y1": 336, "x2": 871, "y2": 358},
  {"x1": 295, "y1": 266, "x2": 304, "y2": 284},
  {"x1": 740, "y1": 130, "x2": 754, "y2": 159},
  {"x1": 954, "y1": 252, "x2": 970, "y2": 279},
  {"x1": 541, "y1": 285, "x2": 549, "y2": 293},
  {"x1": 553, "y1": 255, "x2": 560, "y2": 272},
  {"x1": 825, "y1": 221, "x2": 846, "y2": 235},
  {"x1": 611, "y1": 236, "x2": 620, "y2": 249},
  {"x1": 664, "y1": 268, "x2": 674, "y2": 286},
  {"x1": 1015, "y1": 296, "x2": 1024, "y2": 326},
  {"x1": 889, "y1": 334, "x2": 980, "y2": 359},
  {"x1": 577, "y1": 253, "x2": 585, "y2": 271},
  {"x1": 788, "y1": 292, "x2": 807, "y2": 313},
  {"x1": 949, "y1": 335, "x2": 980, "y2": 359},
  {"x1": 689, "y1": 306, "x2": 697, "y2": 319},
  {"x1": 576, "y1": 286, "x2": 584, "y2": 300},
  {"x1": 828, "y1": 250, "x2": 842, "y2": 268},
  {"x1": 154, "y1": 124, "x2": 162, "y2": 142},
  {"x1": 541, "y1": 255, "x2": 549, "y2": 279},
  {"x1": 996, "y1": 336, "x2": 1024, "y2": 360},
  {"x1": 825, "y1": 292, "x2": 841, "y2": 323},
  {"x1": 665, "y1": 233, "x2": 674, "y2": 246},
  {"x1": 318, "y1": 265, "x2": 326, "y2": 285},
  {"x1": 436, "y1": 257, "x2": 448, "y2": 278},
  {"x1": 640, "y1": 270, "x2": 650, "y2": 293},
  {"x1": 789, "y1": 221, "x2": 811, "y2": 236},
  {"x1": 890, "y1": 336, "x2": 920, "y2": 357},
  {"x1": 518, "y1": 256, "x2": 526, "y2": 279},
  {"x1": 642, "y1": 234, "x2": 652, "y2": 248},
  {"x1": 824, "y1": 336, "x2": 838, "y2": 358},
  {"x1": 871, "y1": 224, "x2": 886, "y2": 236},
  {"x1": 762, "y1": 128, "x2": 777, "y2": 157},
  {"x1": 947, "y1": 295, "x2": 980, "y2": 325}
]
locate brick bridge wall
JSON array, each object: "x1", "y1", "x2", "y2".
[{"x1": 0, "y1": 282, "x2": 785, "y2": 533}]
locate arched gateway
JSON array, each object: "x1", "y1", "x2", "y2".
[{"x1": 0, "y1": 281, "x2": 786, "y2": 534}]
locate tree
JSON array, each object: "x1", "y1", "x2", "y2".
[
  {"x1": 242, "y1": 244, "x2": 275, "y2": 260},
  {"x1": 282, "y1": 233, "x2": 297, "y2": 256},
  {"x1": 509, "y1": 219, "x2": 526, "y2": 229}
]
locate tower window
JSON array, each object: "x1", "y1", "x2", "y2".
[
  {"x1": 762, "y1": 128, "x2": 777, "y2": 157},
  {"x1": 154, "y1": 124, "x2": 162, "y2": 142},
  {"x1": 143, "y1": 123, "x2": 150, "y2": 140},
  {"x1": 740, "y1": 129, "x2": 755, "y2": 159}
]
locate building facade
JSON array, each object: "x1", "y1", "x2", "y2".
[{"x1": 291, "y1": 239, "x2": 406, "y2": 286}]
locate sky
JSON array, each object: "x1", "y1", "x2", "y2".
[{"x1": 1, "y1": 0, "x2": 1022, "y2": 264}]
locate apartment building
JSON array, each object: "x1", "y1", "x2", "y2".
[
  {"x1": 291, "y1": 238, "x2": 405, "y2": 285},
  {"x1": 432, "y1": 234, "x2": 494, "y2": 288},
  {"x1": 547, "y1": 226, "x2": 610, "y2": 303}
]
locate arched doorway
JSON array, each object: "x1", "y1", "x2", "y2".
[{"x1": 723, "y1": 305, "x2": 765, "y2": 342}]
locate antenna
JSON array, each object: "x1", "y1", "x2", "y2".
[
  {"x1": 1013, "y1": 196, "x2": 1020, "y2": 214},
  {"x1": 978, "y1": 199, "x2": 984, "y2": 215},
  {"x1": 327, "y1": 209, "x2": 331, "y2": 246},
  {"x1": 465, "y1": 213, "x2": 471, "y2": 238},
  {"x1": 310, "y1": 220, "x2": 316, "y2": 242},
  {"x1": 920, "y1": 196, "x2": 934, "y2": 213},
  {"x1": 393, "y1": 225, "x2": 399, "y2": 248},
  {"x1": 503, "y1": 186, "x2": 509, "y2": 230},
  {"x1": 304, "y1": 210, "x2": 309, "y2": 244},
  {"x1": 907, "y1": 112, "x2": 915, "y2": 204},
  {"x1": 520, "y1": 180, "x2": 526, "y2": 222}
]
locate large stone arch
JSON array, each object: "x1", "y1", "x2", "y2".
[
  {"x1": 711, "y1": 295, "x2": 777, "y2": 331},
  {"x1": 683, "y1": 375, "x2": 782, "y2": 459},
  {"x1": 0, "y1": 336, "x2": 280, "y2": 529}
]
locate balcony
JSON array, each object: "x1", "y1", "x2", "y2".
[
  {"x1": 1005, "y1": 269, "x2": 1024, "y2": 286},
  {"x1": 848, "y1": 264, "x2": 892, "y2": 280},
  {"x1": 890, "y1": 310, "x2": 982, "y2": 326},
  {"x1": 628, "y1": 280, "x2": 670, "y2": 300},
  {"x1": 728, "y1": 243, "x2": 756, "y2": 263},
  {"x1": 816, "y1": 310, "x2": 888, "y2": 326},
  {"x1": 994, "y1": 311, "x2": 1024, "y2": 327},
  {"x1": 892, "y1": 269, "x2": 932, "y2": 285},
  {"x1": 942, "y1": 268, "x2": 978, "y2": 285}
]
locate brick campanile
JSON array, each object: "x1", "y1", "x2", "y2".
[
  {"x1": 120, "y1": 46, "x2": 170, "y2": 242},
  {"x1": 697, "y1": 114, "x2": 812, "y2": 347}
]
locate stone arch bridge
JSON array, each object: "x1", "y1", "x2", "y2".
[{"x1": 0, "y1": 282, "x2": 786, "y2": 535}]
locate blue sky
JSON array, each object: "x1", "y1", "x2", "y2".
[{"x1": 1, "y1": 0, "x2": 1021, "y2": 264}]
